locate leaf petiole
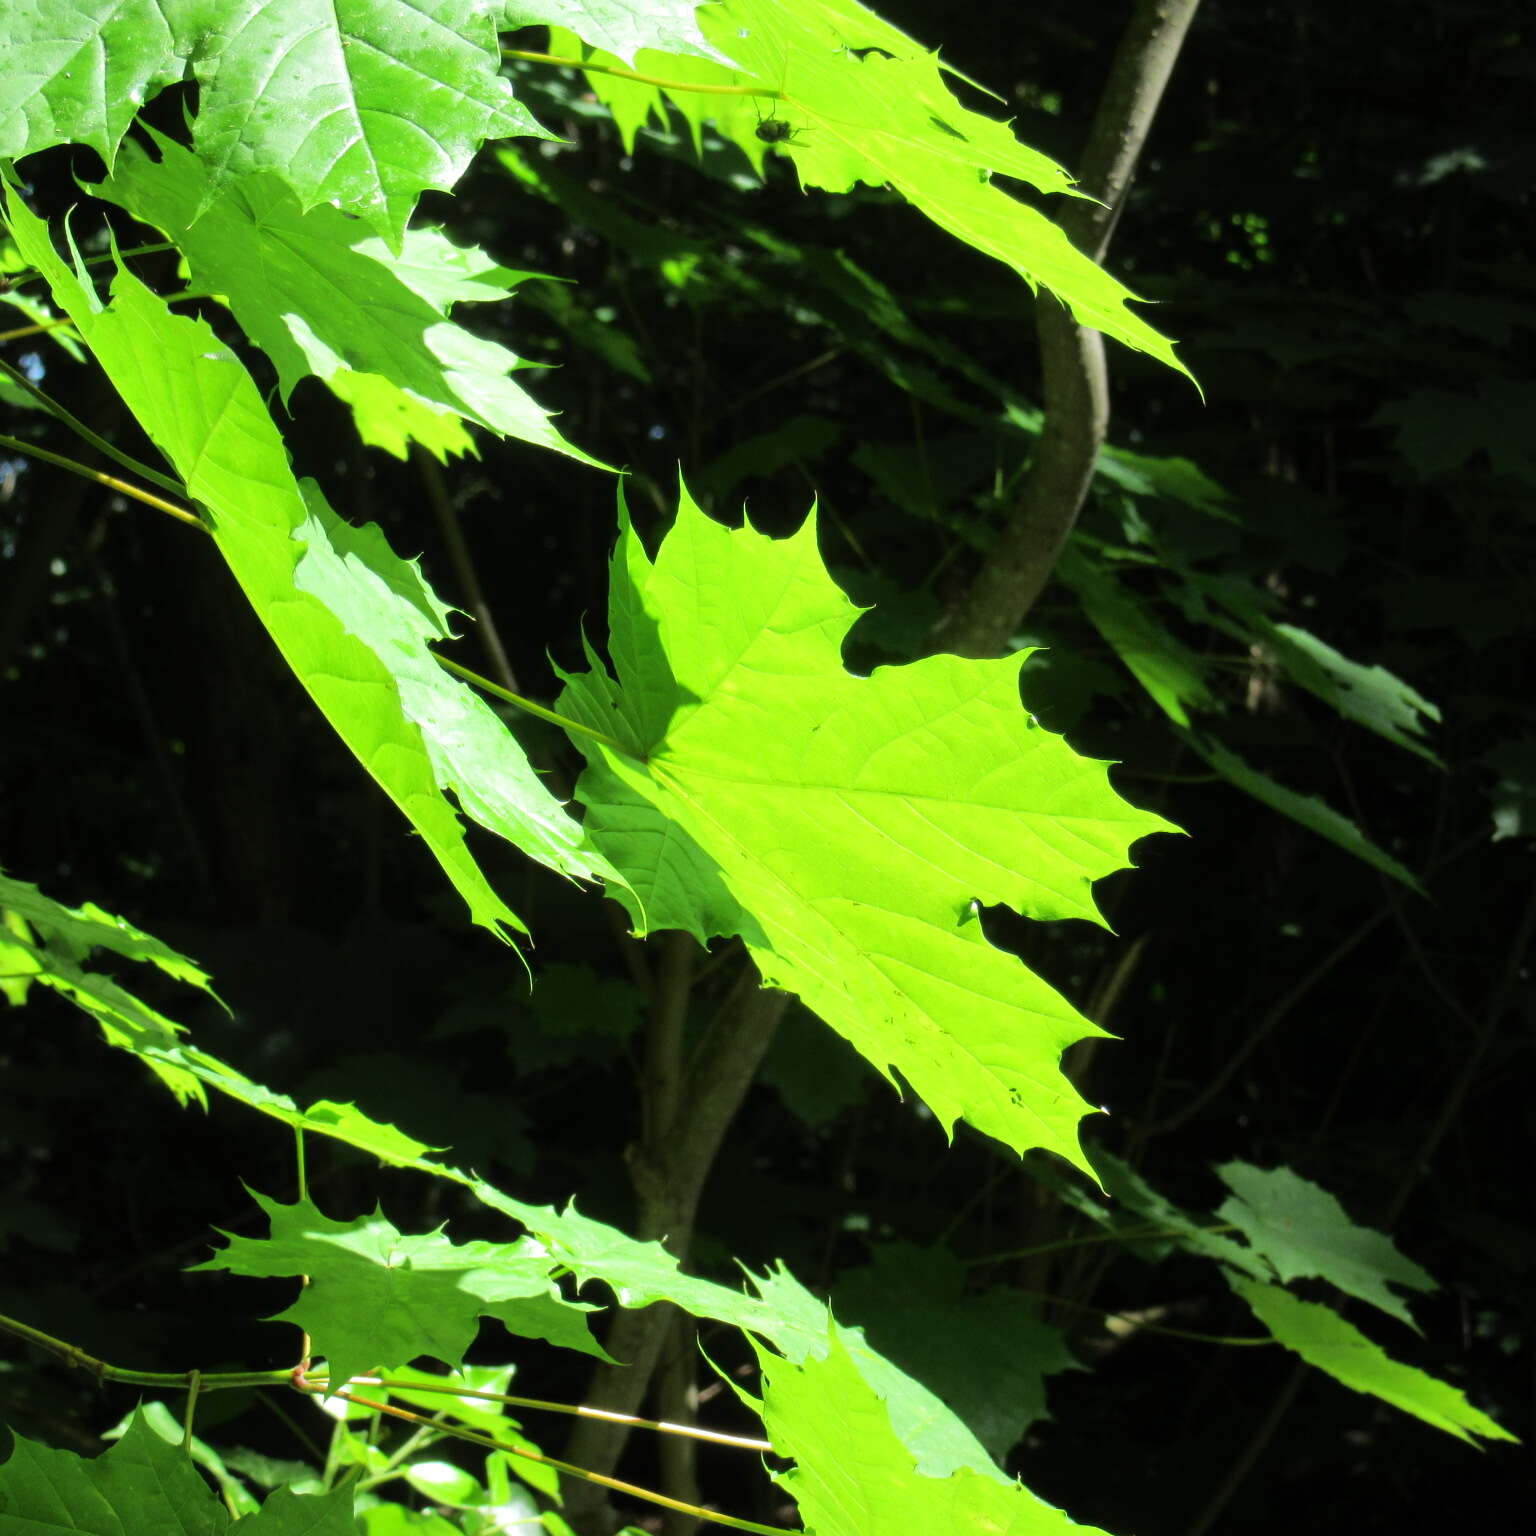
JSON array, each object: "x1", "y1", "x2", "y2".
[
  {"x1": 0, "y1": 1308, "x2": 293, "y2": 1390},
  {"x1": 433, "y1": 651, "x2": 640, "y2": 760},
  {"x1": 0, "y1": 430, "x2": 203, "y2": 528},
  {"x1": 506, "y1": 48, "x2": 786, "y2": 101},
  {"x1": 300, "y1": 1382, "x2": 785, "y2": 1536},
  {"x1": 966, "y1": 1218, "x2": 1242, "y2": 1267},
  {"x1": 311, "y1": 1372, "x2": 772, "y2": 1452},
  {"x1": 0, "y1": 357, "x2": 187, "y2": 497},
  {"x1": 2, "y1": 240, "x2": 176, "y2": 292}
]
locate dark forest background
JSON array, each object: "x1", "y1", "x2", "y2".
[{"x1": 2, "y1": 1, "x2": 1532, "y2": 1532}]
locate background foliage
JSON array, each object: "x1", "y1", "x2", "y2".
[{"x1": 1, "y1": 1, "x2": 1532, "y2": 1533}]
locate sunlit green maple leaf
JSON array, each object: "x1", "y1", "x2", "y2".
[
  {"x1": 0, "y1": 874, "x2": 459, "y2": 1157},
  {"x1": 196, "y1": 1193, "x2": 607, "y2": 1387},
  {"x1": 753, "y1": 1332, "x2": 1111, "y2": 1535},
  {"x1": 98, "y1": 133, "x2": 598, "y2": 464},
  {"x1": 558, "y1": 487, "x2": 1175, "y2": 1170},
  {"x1": 560, "y1": 0, "x2": 1187, "y2": 375},
  {"x1": 1229, "y1": 1277, "x2": 1514, "y2": 1445},
  {"x1": 150, "y1": 1045, "x2": 454, "y2": 1167},
  {"x1": 2, "y1": 189, "x2": 614, "y2": 940},
  {"x1": 0, "y1": 870, "x2": 212, "y2": 992},
  {"x1": 0, "y1": 1, "x2": 187, "y2": 171},
  {"x1": 503, "y1": 0, "x2": 724, "y2": 63},
  {"x1": 2, "y1": 0, "x2": 548, "y2": 244},
  {"x1": 0, "y1": 870, "x2": 217, "y2": 1104},
  {"x1": 1217, "y1": 1162, "x2": 1435, "y2": 1329},
  {"x1": 474, "y1": 1180, "x2": 1015, "y2": 1483},
  {"x1": 0, "y1": 1411, "x2": 361, "y2": 1533}
]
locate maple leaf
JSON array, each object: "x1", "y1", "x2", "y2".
[
  {"x1": 196, "y1": 1194, "x2": 607, "y2": 1387},
  {"x1": 1, "y1": 189, "x2": 613, "y2": 940},
  {"x1": 1, "y1": 0, "x2": 547, "y2": 244},
  {"x1": 753, "y1": 1332, "x2": 1111, "y2": 1536},
  {"x1": 559, "y1": 487, "x2": 1175, "y2": 1170},
  {"x1": 1230, "y1": 1277, "x2": 1516, "y2": 1446},
  {"x1": 1217, "y1": 1162, "x2": 1436, "y2": 1327},
  {"x1": 97, "y1": 132, "x2": 599, "y2": 464},
  {"x1": 556, "y1": 0, "x2": 1188, "y2": 375},
  {"x1": 0, "y1": 1411, "x2": 360, "y2": 1533}
]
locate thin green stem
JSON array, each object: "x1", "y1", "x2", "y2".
[
  {"x1": 506, "y1": 48, "x2": 785, "y2": 101},
  {"x1": 0, "y1": 1310, "x2": 772, "y2": 1454},
  {"x1": 308, "y1": 1384, "x2": 784, "y2": 1536},
  {"x1": 1, "y1": 432, "x2": 639, "y2": 761},
  {"x1": 0, "y1": 313, "x2": 77, "y2": 344},
  {"x1": 0, "y1": 1309, "x2": 292, "y2": 1390},
  {"x1": 0, "y1": 431, "x2": 204, "y2": 529},
  {"x1": 324, "y1": 1374, "x2": 771, "y2": 1452},
  {"x1": 434, "y1": 651, "x2": 638, "y2": 760},
  {"x1": 182, "y1": 1371, "x2": 201, "y2": 1454},
  {"x1": 294, "y1": 1125, "x2": 308, "y2": 1204},
  {"x1": 413, "y1": 445, "x2": 522, "y2": 694},
  {"x1": 361, "y1": 1419, "x2": 445, "y2": 1487},
  {"x1": 0, "y1": 290, "x2": 208, "y2": 343},
  {"x1": 4, "y1": 240, "x2": 176, "y2": 291},
  {"x1": 0, "y1": 357, "x2": 186, "y2": 497},
  {"x1": 257, "y1": 1390, "x2": 327, "y2": 1464},
  {"x1": 965, "y1": 1220, "x2": 1240, "y2": 1268},
  {"x1": 1001, "y1": 1286, "x2": 1273, "y2": 1346}
]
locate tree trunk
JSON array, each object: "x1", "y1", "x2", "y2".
[
  {"x1": 561, "y1": 962, "x2": 786, "y2": 1534},
  {"x1": 939, "y1": 0, "x2": 1203, "y2": 658}
]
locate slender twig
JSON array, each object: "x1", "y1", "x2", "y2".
[
  {"x1": 506, "y1": 48, "x2": 785, "y2": 101},
  {"x1": 0, "y1": 357, "x2": 186, "y2": 496},
  {"x1": 1380, "y1": 876, "x2": 1536, "y2": 1229},
  {"x1": 0, "y1": 1309, "x2": 774, "y2": 1453},
  {"x1": 182, "y1": 1371, "x2": 202, "y2": 1454},
  {"x1": 1133, "y1": 827, "x2": 1487, "y2": 1139},
  {"x1": 300, "y1": 1383, "x2": 785, "y2": 1536},
  {"x1": 356, "y1": 1420, "x2": 441, "y2": 1490},
  {"x1": 1181, "y1": 1364, "x2": 1307, "y2": 1536},
  {"x1": 413, "y1": 445, "x2": 522, "y2": 694},
  {"x1": 1131, "y1": 906, "x2": 1391, "y2": 1138},
  {"x1": 0, "y1": 431, "x2": 203, "y2": 529},
  {"x1": 328, "y1": 1374, "x2": 770, "y2": 1453},
  {"x1": 0, "y1": 291, "x2": 213, "y2": 344},
  {"x1": 4, "y1": 427, "x2": 626, "y2": 757},
  {"x1": 0, "y1": 314, "x2": 78, "y2": 343},
  {"x1": 294, "y1": 1126, "x2": 308, "y2": 1204},
  {"x1": 3, "y1": 241, "x2": 177, "y2": 291},
  {"x1": 964, "y1": 1219, "x2": 1240, "y2": 1269},
  {"x1": 997, "y1": 1289, "x2": 1273, "y2": 1347},
  {"x1": 0, "y1": 1310, "x2": 292, "y2": 1390}
]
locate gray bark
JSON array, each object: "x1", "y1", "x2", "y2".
[{"x1": 938, "y1": 0, "x2": 1203, "y2": 658}]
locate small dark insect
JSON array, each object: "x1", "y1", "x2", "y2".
[{"x1": 755, "y1": 117, "x2": 796, "y2": 145}]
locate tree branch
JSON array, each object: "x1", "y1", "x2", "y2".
[
  {"x1": 938, "y1": 0, "x2": 1202, "y2": 658},
  {"x1": 562, "y1": 966, "x2": 788, "y2": 1534}
]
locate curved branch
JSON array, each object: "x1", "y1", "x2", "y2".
[{"x1": 939, "y1": 0, "x2": 1202, "y2": 658}]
